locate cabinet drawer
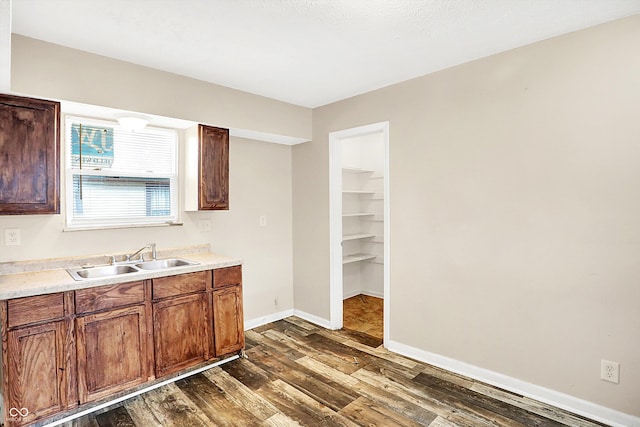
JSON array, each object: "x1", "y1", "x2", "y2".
[
  {"x1": 75, "y1": 281, "x2": 145, "y2": 315},
  {"x1": 152, "y1": 271, "x2": 209, "y2": 300},
  {"x1": 7, "y1": 292, "x2": 65, "y2": 328},
  {"x1": 213, "y1": 266, "x2": 242, "y2": 289}
]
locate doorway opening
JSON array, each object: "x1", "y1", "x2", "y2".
[{"x1": 329, "y1": 122, "x2": 389, "y2": 346}]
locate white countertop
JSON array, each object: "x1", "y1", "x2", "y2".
[{"x1": 0, "y1": 251, "x2": 243, "y2": 300}]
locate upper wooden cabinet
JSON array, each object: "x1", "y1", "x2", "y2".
[
  {"x1": 0, "y1": 94, "x2": 60, "y2": 215},
  {"x1": 185, "y1": 124, "x2": 229, "y2": 210}
]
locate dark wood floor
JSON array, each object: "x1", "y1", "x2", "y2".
[{"x1": 60, "y1": 316, "x2": 609, "y2": 427}]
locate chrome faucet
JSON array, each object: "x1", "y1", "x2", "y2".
[{"x1": 125, "y1": 243, "x2": 157, "y2": 262}]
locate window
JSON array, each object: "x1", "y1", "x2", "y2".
[{"x1": 65, "y1": 116, "x2": 179, "y2": 229}]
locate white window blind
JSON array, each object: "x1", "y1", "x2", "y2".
[{"x1": 65, "y1": 116, "x2": 178, "y2": 229}]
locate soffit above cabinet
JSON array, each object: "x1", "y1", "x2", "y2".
[{"x1": 61, "y1": 101, "x2": 309, "y2": 145}]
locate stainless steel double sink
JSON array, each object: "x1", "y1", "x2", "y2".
[{"x1": 66, "y1": 258, "x2": 199, "y2": 281}]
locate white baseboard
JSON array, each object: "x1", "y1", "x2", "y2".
[
  {"x1": 387, "y1": 340, "x2": 640, "y2": 427},
  {"x1": 244, "y1": 309, "x2": 294, "y2": 330},
  {"x1": 292, "y1": 309, "x2": 333, "y2": 329},
  {"x1": 361, "y1": 290, "x2": 384, "y2": 298},
  {"x1": 343, "y1": 290, "x2": 384, "y2": 299},
  {"x1": 245, "y1": 308, "x2": 333, "y2": 331}
]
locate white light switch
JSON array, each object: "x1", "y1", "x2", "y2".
[
  {"x1": 5, "y1": 229, "x2": 21, "y2": 246},
  {"x1": 259, "y1": 215, "x2": 267, "y2": 227},
  {"x1": 198, "y1": 219, "x2": 212, "y2": 232}
]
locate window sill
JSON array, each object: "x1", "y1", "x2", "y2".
[{"x1": 63, "y1": 222, "x2": 183, "y2": 232}]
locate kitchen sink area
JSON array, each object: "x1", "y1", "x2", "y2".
[
  {"x1": 65, "y1": 243, "x2": 200, "y2": 281},
  {"x1": 66, "y1": 258, "x2": 199, "y2": 281},
  {"x1": 0, "y1": 242, "x2": 243, "y2": 427},
  {"x1": 136, "y1": 258, "x2": 197, "y2": 270}
]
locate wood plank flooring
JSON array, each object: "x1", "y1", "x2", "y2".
[{"x1": 59, "y1": 317, "x2": 610, "y2": 427}]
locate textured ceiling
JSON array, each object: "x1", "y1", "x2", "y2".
[{"x1": 11, "y1": 0, "x2": 640, "y2": 108}]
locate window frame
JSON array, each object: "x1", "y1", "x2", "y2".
[{"x1": 63, "y1": 114, "x2": 181, "y2": 231}]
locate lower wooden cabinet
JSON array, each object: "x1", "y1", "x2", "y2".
[
  {"x1": 76, "y1": 305, "x2": 150, "y2": 403},
  {"x1": 5, "y1": 321, "x2": 71, "y2": 426},
  {"x1": 213, "y1": 285, "x2": 245, "y2": 356},
  {"x1": 153, "y1": 293, "x2": 211, "y2": 377},
  {"x1": 1, "y1": 265, "x2": 243, "y2": 427}
]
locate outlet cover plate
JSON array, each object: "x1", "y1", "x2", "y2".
[
  {"x1": 601, "y1": 359, "x2": 620, "y2": 384},
  {"x1": 5, "y1": 229, "x2": 21, "y2": 246}
]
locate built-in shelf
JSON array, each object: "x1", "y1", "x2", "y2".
[
  {"x1": 342, "y1": 167, "x2": 373, "y2": 174},
  {"x1": 343, "y1": 190, "x2": 375, "y2": 194},
  {"x1": 343, "y1": 254, "x2": 377, "y2": 264},
  {"x1": 341, "y1": 166, "x2": 383, "y2": 267},
  {"x1": 343, "y1": 233, "x2": 375, "y2": 241}
]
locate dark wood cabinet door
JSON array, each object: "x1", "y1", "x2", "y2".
[
  {"x1": 198, "y1": 124, "x2": 229, "y2": 210},
  {"x1": 76, "y1": 305, "x2": 149, "y2": 403},
  {"x1": 0, "y1": 94, "x2": 60, "y2": 215},
  {"x1": 153, "y1": 293, "x2": 211, "y2": 377},
  {"x1": 213, "y1": 285, "x2": 245, "y2": 356},
  {"x1": 5, "y1": 321, "x2": 69, "y2": 426}
]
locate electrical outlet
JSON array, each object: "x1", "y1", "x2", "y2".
[
  {"x1": 5, "y1": 229, "x2": 21, "y2": 246},
  {"x1": 601, "y1": 359, "x2": 620, "y2": 384}
]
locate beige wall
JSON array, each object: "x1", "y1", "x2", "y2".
[
  {"x1": 209, "y1": 137, "x2": 294, "y2": 322},
  {"x1": 293, "y1": 15, "x2": 640, "y2": 416},
  {"x1": 11, "y1": 35, "x2": 311, "y2": 140}
]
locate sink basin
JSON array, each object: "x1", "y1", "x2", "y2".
[
  {"x1": 66, "y1": 258, "x2": 199, "y2": 280},
  {"x1": 135, "y1": 258, "x2": 199, "y2": 270},
  {"x1": 67, "y1": 265, "x2": 139, "y2": 280}
]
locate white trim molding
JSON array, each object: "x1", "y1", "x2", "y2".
[
  {"x1": 328, "y1": 121, "x2": 390, "y2": 338},
  {"x1": 293, "y1": 309, "x2": 333, "y2": 330},
  {"x1": 343, "y1": 290, "x2": 384, "y2": 300},
  {"x1": 387, "y1": 339, "x2": 640, "y2": 427},
  {"x1": 0, "y1": 0, "x2": 11, "y2": 92},
  {"x1": 245, "y1": 309, "x2": 333, "y2": 331},
  {"x1": 244, "y1": 309, "x2": 295, "y2": 330}
]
